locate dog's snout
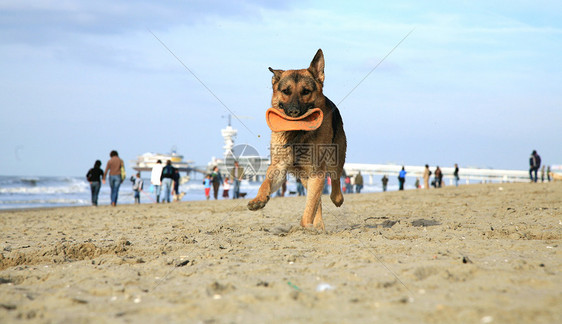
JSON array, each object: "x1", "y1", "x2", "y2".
[
  {"x1": 285, "y1": 104, "x2": 300, "y2": 117},
  {"x1": 282, "y1": 101, "x2": 307, "y2": 117}
]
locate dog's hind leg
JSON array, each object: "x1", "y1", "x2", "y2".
[
  {"x1": 248, "y1": 164, "x2": 286, "y2": 211},
  {"x1": 300, "y1": 173, "x2": 324, "y2": 228},
  {"x1": 330, "y1": 176, "x2": 344, "y2": 207},
  {"x1": 312, "y1": 201, "x2": 324, "y2": 231}
]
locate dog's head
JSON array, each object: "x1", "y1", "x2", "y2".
[{"x1": 269, "y1": 49, "x2": 325, "y2": 118}]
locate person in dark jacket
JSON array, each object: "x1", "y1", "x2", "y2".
[
  {"x1": 434, "y1": 166, "x2": 443, "y2": 188},
  {"x1": 355, "y1": 171, "x2": 364, "y2": 193},
  {"x1": 529, "y1": 150, "x2": 541, "y2": 182},
  {"x1": 211, "y1": 166, "x2": 223, "y2": 200},
  {"x1": 296, "y1": 178, "x2": 305, "y2": 196},
  {"x1": 381, "y1": 175, "x2": 389, "y2": 192},
  {"x1": 86, "y1": 160, "x2": 103, "y2": 206},
  {"x1": 172, "y1": 169, "x2": 181, "y2": 201},
  {"x1": 453, "y1": 163, "x2": 460, "y2": 187},
  {"x1": 160, "y1": 160, "x2": 176, "y2": 203}
]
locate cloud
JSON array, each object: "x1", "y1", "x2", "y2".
[{"x1": 0, "y1": 0, "x2": 294, "y2": 45}]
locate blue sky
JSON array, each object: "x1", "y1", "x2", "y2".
[{"x1": 1, "y1": 0, "x2": 561, "y2": 177}]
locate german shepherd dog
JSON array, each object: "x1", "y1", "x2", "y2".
[{"x1": 248, "y1": 49, "x2": 347, "y2": 230}]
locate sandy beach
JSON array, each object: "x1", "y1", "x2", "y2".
[{"x1": 1, "y1": 182, "x2": 561, "y2": 323}]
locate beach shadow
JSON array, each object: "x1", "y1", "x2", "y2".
[
  {"x1": 364, "y1": 217, "x2": 397, "y2": 229},
  {"x1": 270, "y1": 225, "x2": 321, "y2": 236},
  {"x1": 411, "y1": 219, "x2": 441, "y2": 227}
]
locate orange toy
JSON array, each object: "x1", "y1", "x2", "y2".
[{"x1": 265, "y1": 108, "x2": 323, "y2": 132}]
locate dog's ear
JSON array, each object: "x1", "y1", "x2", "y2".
[
  {"x1": 308, "y1": 49, "x2": 325, "y2": 85},
  {"x1": 269, "y1": 67, "x2": 283, "y2": 85}
]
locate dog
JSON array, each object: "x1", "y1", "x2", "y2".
[
  {"x1": 550, "y1": 172, "x2": 562, "y2": 181},
  {"x1": 173, "y1": 192, "x2": 186, "y2": 201},
  {"x1": 248, "y1": 49, "x2": 347, "y2": 230}
]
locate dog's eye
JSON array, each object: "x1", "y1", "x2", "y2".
[
  {"x1": 301, "y1": 89, "x2": 311, "y2": 95},
  {"x1": 281, "y1": 89, "x2": 291, "y2": 95}
]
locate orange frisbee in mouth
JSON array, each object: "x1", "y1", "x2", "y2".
[{"x1": 266, "y1": 108, "x2": 323, "y2": 132}]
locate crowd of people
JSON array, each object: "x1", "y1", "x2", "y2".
[
  {"x1": 86, "y1": 150, "x2": 552, "y2": 206},
  {"x1": 340, "y1": 150, "x2": 550, "y2": 193},
  {"x1": 85, "y1": 150, "x2": 249, "y2": 206},
  {"x1": 204, "y1": 162, "x2": 245, "y2": 200},
  {"x1": 338, "y1": 163, "x2": 457, "y2": 194},
  {"x1": 85, "y1": 150, "x2": 182, "y2": 206}
]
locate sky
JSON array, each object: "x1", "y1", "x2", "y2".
[{"x1": 1, "y1": 0, "x2": 561, "y2": 177}]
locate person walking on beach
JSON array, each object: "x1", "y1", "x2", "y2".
[
  {"x1": 296, "y1": 178, "x2": 305, "y2": 196},
  {"x1": 541, "y1": 166, "x2": 546, "y2": 182},
  {"x1": 434, "y1": 166, "x2": 443, "y2": 188},
  {"x1": 230, "y1": 161, "x2": 244, "y2": 199},
  {"x1": 355, "y1": 171, "x2": 364, "y2": 193},
  {"x1": 86, "y1": 160, "x2": 104, "y2": 206},
  {"x1": 132, "y1": 172, "x2": 143, "y2": 204},
  {"x1": 398, "y1": 167, "x2": 406, "y2": 191},
  {"x1": 161, "y1": 160, "x2": 176, "y2": 203},
  {"x1": 172, "y1": 168, "x2": 181, "y2": 201},
  {"x1": 102, "y1": 150, "x2": 124, "y2": 206},
  {"x1": 203, "y1": 174, "x2": 212, "y2": 200},
  {"x1": 151, "y1": 160, "x2": 164, "y2": 203},
  {"x1": 423, "y1": 164, "x2": 431, "y2": 189},
  {"x1": 223, "y1": 176, "x2": 231, "y2": 199},
  {"x1": 280, "y1": 178, "x2": 287, "y2": 197},
  {"x1": 381, "y1": 175, "x2": 389, "y2": 192},
  {"x1": 344, "y1": 176, "x2": 353, "y2": 193},
  {"x1": 323, "y1": 176, "x2": 330, "y2": 194},
  {"x1": 454, "y1": 163, "x2": 460, "y2": 187},
  {"x1": 211, "y1": 166, "x2": 223, "y2": 200},
  {"x1": 529, "y1": 150, "x2": 541, "y2": 182},
  {"x1": 547, "y1": 165, "x2": 551, "y2": 182}
]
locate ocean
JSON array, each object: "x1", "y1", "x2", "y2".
[{"x1": 0, "y1": 175, "x2": 405, "y2": 210}]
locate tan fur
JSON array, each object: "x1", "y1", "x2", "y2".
[
  {"x1": 173, "y1": 192, "x2": 185, "y2": 201},
  {"x1": 550, "y1": 172, "x2": 562, "y2": 181},
  {"x1": 248, "y1": 49, "x2": 347, "y2": 230}
]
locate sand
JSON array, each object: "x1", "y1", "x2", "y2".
[{"x1": 1, "y1": 182, "x2": 561, "y2": 323}]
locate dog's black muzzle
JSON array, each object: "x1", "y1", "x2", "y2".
[{"x1": 279, "y1": 102, "x2": 313, "y2": 118}]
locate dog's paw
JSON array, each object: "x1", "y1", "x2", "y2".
[
  {"x1": 331, "y1": 192, "x2": 344, "y2": 207},
  {"x1": 313, "y1": 218, "x2": 325, "y2": 231},
  {"x1": 247, "y1": 196, "x2": 270, "y2": 211}
]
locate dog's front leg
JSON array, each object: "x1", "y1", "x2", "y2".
[
  {"x1": 300, "y1": 172, "x2": 325, "y2": 229},
  {"x1": 247, "y1": 164, "x2": 286, "y2": 211}
]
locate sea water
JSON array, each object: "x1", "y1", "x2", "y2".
[{"x1": 0, "y1": 175, "x2": 404, "y2": 210}]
